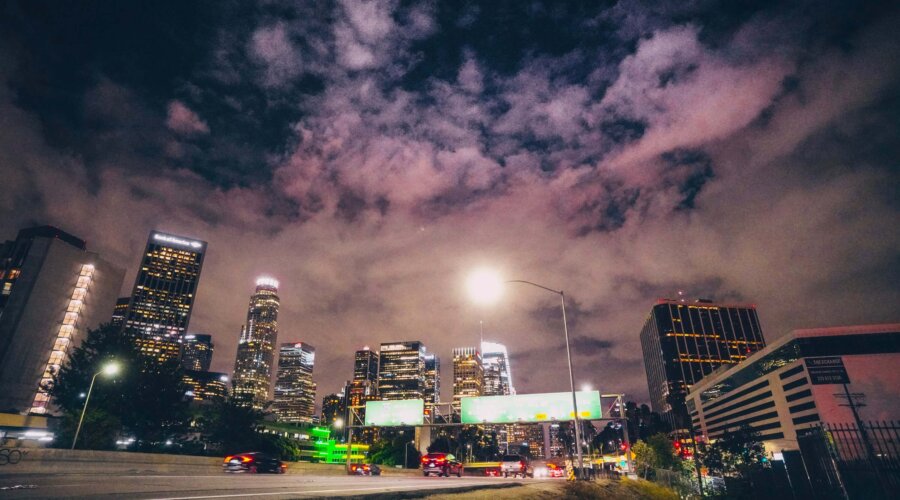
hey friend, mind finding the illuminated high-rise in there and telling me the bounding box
[424,354,440,413]
[481,341,514,396]
[321,392,346,427]
[354,347,379,384]
[640,298,766,427]
[347,347,379,424]
[451,347,483,414]
[273,342,317,423]
[0,226,124,414]
[378,341,425,401]
[183,370,229,403]
[181,333,214,371]
[232,277,280,410]
[121,230,207,363]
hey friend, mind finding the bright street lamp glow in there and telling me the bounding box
[334,418,344,428]
[467,268,504,305]
[102,362,120,376]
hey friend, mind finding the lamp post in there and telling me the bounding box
[466,269,584,478]
[71,361,120,450]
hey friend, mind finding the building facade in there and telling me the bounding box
[378,341,426,401]
[110,296,130,327]
[424,354,440,413]
[481,341,514,396]
[181,333,214,371]
[640,298,766,427]
[452,347,483,415]
[121,230,207,363]
[183,370,229,403]
[0,226,124,414]
[232,277,280,409]
[321,393,346,427]
[354,347,379,384]
[273,342,317,423]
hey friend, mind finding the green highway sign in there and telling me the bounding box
[364,399,424,426]
[460,391,602,424]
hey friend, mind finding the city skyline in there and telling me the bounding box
[2,1,898,408]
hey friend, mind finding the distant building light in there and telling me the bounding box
[256,276,279,289]
[153,233,202,249]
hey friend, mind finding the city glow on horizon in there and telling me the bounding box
[467,268,504,305]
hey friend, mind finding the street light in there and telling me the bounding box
[467,269,585,479]
[71,361,120,450]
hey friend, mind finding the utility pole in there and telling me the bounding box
[835,386,887,497]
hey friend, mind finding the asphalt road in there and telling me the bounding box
[0,473,529,499]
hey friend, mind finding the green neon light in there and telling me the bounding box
[460,391,602,424]
[364,399,424,426]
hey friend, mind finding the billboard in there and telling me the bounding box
[460,391,602,424]
[364,399,424,426]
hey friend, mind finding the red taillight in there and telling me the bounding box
[224,455,233,462]
[363,465,370,471]
[421,457,429,463]
[437,458,446,463]
[241,456,253,463]
[519,460,525,469]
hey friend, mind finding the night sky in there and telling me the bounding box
[2,1,899,405]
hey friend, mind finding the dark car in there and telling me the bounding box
[348,463,381,476]
[223,452,286,473]
[421,452,463,477]
[499,454,531,478]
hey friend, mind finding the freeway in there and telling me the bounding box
[0,473,527,499]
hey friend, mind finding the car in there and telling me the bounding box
[421,452,464,477]
[532,461,564,478]
[348,463,381,476]
[223,452,286,473]
[499,454,531,478]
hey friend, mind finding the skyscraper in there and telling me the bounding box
[452,347,483,415]
[183,370,229,403]
[0,226,124,414]
[181,333,214,371]
[273,342,317,423]
[232,277,280,410]
[110,296,130,328]
[121,230,207,363]
[424,354,440,413]
[354,347,379,384]
[481,341,514,396]
[347,347,379,424]
[640,298,766,427]
[378,341,426,401]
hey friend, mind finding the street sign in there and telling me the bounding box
[460,391,602,424]
[364,399,424,426]
[805,356,850,385]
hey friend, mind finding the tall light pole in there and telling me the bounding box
[72,361,121,450]
[466,269,584,478]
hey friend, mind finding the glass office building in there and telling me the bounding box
[378,341,426,401]
[233,277,280,409]
[273,342,317,423]
[640,298,766,427]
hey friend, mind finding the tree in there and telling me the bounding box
[700,425,769,477]
[632,440,657,479]
[50,323,190,450]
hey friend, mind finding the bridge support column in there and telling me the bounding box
[415,426,431,455]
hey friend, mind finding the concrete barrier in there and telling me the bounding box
[0,449,423,478]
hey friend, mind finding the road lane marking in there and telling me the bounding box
[150,481,494,499]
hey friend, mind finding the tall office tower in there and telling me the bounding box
[121,230,207,363]
[451,347,483,414]
[110,297,130,327]
[232,277,280,410]
[423,354,440,413]
[181,333,214,371]
[354,347,379,384]
[640,298,766,427]
[481,341,514,396]
[378,341,426,401]
[321,393,346,426]
[0,226,124,414]
[273,342,317,423]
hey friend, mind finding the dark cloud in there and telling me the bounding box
[1,0,899,405]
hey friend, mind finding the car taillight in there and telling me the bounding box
[519,461,525,470]
[437,458,446,463]
[421,457,429,463]
[241,456,253,463]
[224,456,233,463]
[363,465,370,471]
